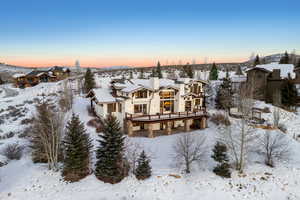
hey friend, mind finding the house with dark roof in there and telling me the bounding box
[245,62,296,105]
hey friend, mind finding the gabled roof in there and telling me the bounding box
[49,66,69,72]
[89,88,118,103]
[26,70,48,76]
[12,73,26,78]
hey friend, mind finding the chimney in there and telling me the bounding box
[150,77,159,90]
[272,69,281,79]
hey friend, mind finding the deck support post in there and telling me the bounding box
[165,121,172,135]
[127,120,133,137]
[148,124,154,138]
[201,117,207,129]
[184,119,192,132]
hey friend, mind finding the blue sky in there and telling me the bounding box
[0,0,299,67]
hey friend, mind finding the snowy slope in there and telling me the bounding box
[0,74,300,200]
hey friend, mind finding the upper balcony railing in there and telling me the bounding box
[125,107,207,122]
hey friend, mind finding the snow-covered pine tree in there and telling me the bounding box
[296,59,300,69]
[135,150,152,180]
[84,68,96,93]
[183,63,193,78]
[95,115,129,184]
[156,61,163,78]
[62,113,92,182]
[215,77,233,111]
[253,55,260,66]
[139,68,145,79]
[211,142,231,178]
[281,78,298,109]
[129,71,133,79]
[209,62,218,80]
[279,51,290,64]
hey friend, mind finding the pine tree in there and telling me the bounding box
[212,142,231,178]
[84,68,96,93]
[253,55,260,66]
[156,61,163,78]
[281,79,298,109]
[296,59,300,69]
[139,68,145,79]
[135,150,152,180]
[183,63,193,78]
[209,63,218,80]
[150,68,157,77]
[129,71,133,79]
[279,51,290,64]
[225,69,229,79]
[215,77,233,111]
[62,114,92,182]
[95,115,129,184]
[0,76,3,85]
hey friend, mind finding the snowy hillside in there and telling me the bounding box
[0,74,300,200]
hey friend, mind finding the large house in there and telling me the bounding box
[13,67,70,88]
[87,76,208,137]
[245,62,296,105]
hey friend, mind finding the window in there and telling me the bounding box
[134,104,147,114]
[192,84,201,94]
[160,91,175,99]
[135,90,147,98]
[160,100,174,113]
[195,98,201,105]
[107,103,116,113]
[185,101,192,112]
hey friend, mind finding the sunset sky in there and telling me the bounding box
[0,0,299,67]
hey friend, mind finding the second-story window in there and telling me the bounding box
[160,91,174,99]
[135,90,147,98]
[107,103,116,114]
[134,104,147,114]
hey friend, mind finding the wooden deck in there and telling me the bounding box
[125,109,208,123]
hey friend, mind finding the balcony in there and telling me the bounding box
[125,107,207,123]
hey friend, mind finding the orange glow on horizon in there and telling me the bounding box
[3,56,247,68]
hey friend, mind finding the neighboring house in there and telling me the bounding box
[87,76,208,137]
[48,66,71,80]
[13,67,69,88]
[245,62,295,105]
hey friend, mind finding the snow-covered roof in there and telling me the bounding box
[12,73,26,78]
[91,88,117,103]
[253,62,295,79]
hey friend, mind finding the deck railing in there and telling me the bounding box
[125,107,207,121]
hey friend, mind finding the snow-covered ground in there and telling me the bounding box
[0,74,300,200]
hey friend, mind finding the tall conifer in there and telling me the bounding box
[209,63,218,80]
[62,114,92,182]
[84,68,96,93]
[95,115,129,184]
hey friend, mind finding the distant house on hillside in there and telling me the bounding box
[13,66,70,88]
[48,66,71,80]
[231,65,246,92]
[245,62,296,105]
[87,76,209,137]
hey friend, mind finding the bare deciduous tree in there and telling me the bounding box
[59,80,73,111]
[259,131,290,167]
[31,103,65,170]
[272,107,281,128]
[219,119,257,173]
[124,139,143,173]
[173,134,207,173]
